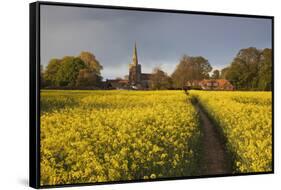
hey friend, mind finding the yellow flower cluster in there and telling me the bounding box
[191,91,272,173]
[40,90,200,185]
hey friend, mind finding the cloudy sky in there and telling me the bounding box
[40,5,272,80]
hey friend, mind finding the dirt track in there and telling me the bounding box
[195,103,232,175]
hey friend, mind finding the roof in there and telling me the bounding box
[141,73,152,80]
[106,79,129,84]
[200,79,233,87]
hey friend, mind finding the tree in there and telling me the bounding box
[44,58,61,86]
[43,51,104,88]
[56,56,87,86]
[257,48,272,90]
[222,47,272,90]
[79,51,103,75]
[78,52,103,86]
[76,69,102,87]
[40,65,46,87]
[220,67,229,79]
[149,67,172,90]
[171,55,212,88]
[211,70,220,79]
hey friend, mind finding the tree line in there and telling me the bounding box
[150,47,272,91]
[41,47,272,91]
[221,47,272,90]
[41,52,103,88]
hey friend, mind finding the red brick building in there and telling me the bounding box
[187,79,234,90]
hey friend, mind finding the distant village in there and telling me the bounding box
[105,44,234,91]
[41,44,271,91]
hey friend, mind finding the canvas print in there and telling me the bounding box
[37,3,273,187]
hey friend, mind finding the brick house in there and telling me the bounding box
[187,79,234,90]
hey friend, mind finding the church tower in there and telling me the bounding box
[129,43,141,85]
[132,43,138,65]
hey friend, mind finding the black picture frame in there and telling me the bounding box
[30,1,274,189]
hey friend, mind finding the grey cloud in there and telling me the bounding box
[40,5,272,79]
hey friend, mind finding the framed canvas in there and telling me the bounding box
[29,1,274,188]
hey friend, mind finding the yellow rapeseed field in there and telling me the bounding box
[40,90,272,186]
[40,90,200,185]
[191,90,272,173]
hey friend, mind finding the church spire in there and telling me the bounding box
[132,42,138,65]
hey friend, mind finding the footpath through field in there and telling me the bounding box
[194,100,232,175]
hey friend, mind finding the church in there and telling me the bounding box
[128,43,152,88]
[106,43,152,89]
